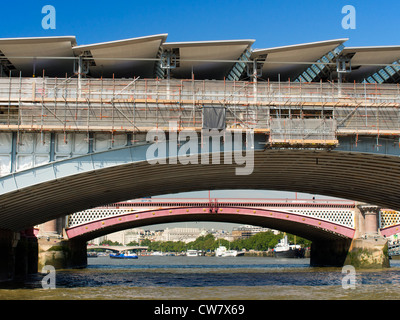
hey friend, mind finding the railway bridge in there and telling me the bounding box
[1,35,400,280]
[35,197,391,271]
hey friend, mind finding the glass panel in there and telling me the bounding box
[302,72,312,82]
[307,68,316,78]
[385,66,395,76]
[378,69,389,80]
[372,73,384,83]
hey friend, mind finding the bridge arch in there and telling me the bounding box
[1,141,400,231]
[66,206,355,242]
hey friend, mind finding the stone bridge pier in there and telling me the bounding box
[36,220,87,271]
[310,204,389,268]
[0,219,87,282]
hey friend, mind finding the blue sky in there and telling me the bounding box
[2,0,399,48]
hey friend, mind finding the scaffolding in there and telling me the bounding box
[0,76,399,146]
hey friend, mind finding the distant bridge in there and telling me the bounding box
[87,245,148,252]
[65,198,358,242]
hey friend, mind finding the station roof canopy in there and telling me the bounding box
[340,46,400,82]
[0,36,76,77]
[162,39,255,80]
[2,35,400,83]
[73,34,168,78]
[251,38,348,81]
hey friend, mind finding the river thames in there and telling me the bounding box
[1,255,400,300]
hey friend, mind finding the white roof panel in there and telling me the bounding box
[73,34,168,78]
[252,39,348,81]
[162,39,255,79]
[0,36,76,77]
[341,46,400,81]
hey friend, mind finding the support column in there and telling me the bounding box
[359,204,380,236]
[344,204,389,268]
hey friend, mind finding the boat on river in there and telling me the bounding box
[186,249,199,257]
[273,235,305,258]
[109,250,138,259]
[215,246,244,257]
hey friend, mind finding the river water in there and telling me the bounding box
[1,256,400,301]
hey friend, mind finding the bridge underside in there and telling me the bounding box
[1,148,400,232]
[66,207,354,242]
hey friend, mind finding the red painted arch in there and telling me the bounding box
[65,206,355,241]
